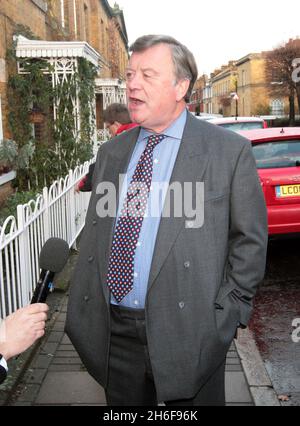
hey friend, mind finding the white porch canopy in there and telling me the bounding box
[15,35,101,67]
[95,78,127,109]
[14,36,102,145]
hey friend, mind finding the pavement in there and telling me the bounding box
[0,249,280,407]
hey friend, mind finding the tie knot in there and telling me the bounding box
[146,134,166,150]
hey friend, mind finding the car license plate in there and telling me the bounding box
[276,184,300,198]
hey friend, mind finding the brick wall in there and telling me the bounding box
[0,0,48,40]
[0,182,13,207]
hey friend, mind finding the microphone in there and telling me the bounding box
[31,238,70,304]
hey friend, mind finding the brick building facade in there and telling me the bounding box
[0,0,129,203]
[236,53,271,117]
[211,61,237,116]
[192,42,299,119]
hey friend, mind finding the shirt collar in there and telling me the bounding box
[138,108,187,142]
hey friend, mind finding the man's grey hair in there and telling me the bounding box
[129,35,198,103]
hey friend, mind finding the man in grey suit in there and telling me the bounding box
[66,35,268,406]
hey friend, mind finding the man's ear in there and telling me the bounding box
[175,79,190,102]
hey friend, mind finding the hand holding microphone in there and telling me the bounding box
[0,238,69,373]
[0,304,49,361]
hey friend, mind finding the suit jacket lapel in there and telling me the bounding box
[147,114,210,292]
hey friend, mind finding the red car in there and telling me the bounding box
[239,128,300,236]
[209,116,267,131]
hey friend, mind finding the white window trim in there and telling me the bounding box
[60,0,65,29]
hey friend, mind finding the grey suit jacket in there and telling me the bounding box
[66,112,268,401]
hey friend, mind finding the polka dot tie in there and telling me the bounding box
[107,134,166,303]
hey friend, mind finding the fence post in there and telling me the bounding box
[69,169,77,250]
[17,205,30,306]
[43,186,50,243]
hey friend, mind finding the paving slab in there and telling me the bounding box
[22,369,47,385]
[225,371,253,404]
[48,364,86,372]
[15,384,40,402]
[226,365,244,372]
[35,372,106,405]
[47,332,64,343]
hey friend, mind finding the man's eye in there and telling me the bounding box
[126,72,133,80]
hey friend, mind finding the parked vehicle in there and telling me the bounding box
[209,116,267,131]
[195,113,223,121]
[239,128,300,236]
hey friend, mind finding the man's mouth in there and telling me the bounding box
[129,97,144,106]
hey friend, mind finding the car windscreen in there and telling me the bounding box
[219,121,264,131]
[252,139,300,169]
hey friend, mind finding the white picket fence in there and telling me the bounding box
[0,160,94,319]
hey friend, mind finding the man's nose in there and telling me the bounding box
[127,73,142,90]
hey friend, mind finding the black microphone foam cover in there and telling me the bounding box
[39,238,70,273]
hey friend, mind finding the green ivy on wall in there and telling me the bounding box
[78,57,97,148]
[6,34,97,191]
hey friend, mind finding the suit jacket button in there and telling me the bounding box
[184,261,190,269]
[88,256,94,263]
[84,296,89,302]
[93,220,97,225]
[179,302,185,309]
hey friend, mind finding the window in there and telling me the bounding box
[220,121,264,131]
[271,70,282,84]
[106,28,109,58]
[84,4,90,41]
[242,70,246,86]
[62,0,70,31]
[252,140,300,169]
[100,20,104,53]
[271,99,284,117]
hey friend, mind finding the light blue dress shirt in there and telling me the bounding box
[111,109,187,308]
